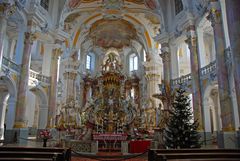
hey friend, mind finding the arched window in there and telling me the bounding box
[143,49,147,62]
[86,52,96,72]
[129,53,138,72]
[175,0,183,15]
[86,54,91,70]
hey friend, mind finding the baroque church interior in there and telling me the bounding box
[0,0,240,156]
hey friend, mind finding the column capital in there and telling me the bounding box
[0,2,17,17]
[52,48,63,59]
[185,29,197,48]
[24,32,37,45]
[63,72,77,80]
[207,0,222,27]
[160,52,170,63]
[145,73,161,81]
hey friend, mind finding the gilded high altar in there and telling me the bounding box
[82,53,140,133]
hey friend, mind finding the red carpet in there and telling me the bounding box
[72,152,147,161]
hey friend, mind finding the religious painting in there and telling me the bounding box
[89,19,137,49]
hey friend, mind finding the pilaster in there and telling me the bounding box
[47,46,62,128]
[225,0,240,121]
[0,2,16,70]
[207,0,235,132]
[14,31,37,128]
[185,25,204,131]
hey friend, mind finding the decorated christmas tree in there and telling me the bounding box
[164,87,200,149]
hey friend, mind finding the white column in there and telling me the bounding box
[14,31,24,64]
[170,45,179,79]
[0,92,9,140]
[197,28,207,67]
[6,98,16,129]
[38,104,48,129]
[42,44,53,77]
[0,15,7,70]
[9,38,17,61]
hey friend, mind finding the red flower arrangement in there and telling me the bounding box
[39,129,52,139]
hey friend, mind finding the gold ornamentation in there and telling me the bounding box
[0,2,16,17]
[13,121,27,128]
[207,8,222,27]
[52,48,63,59]
[24,32,37,45]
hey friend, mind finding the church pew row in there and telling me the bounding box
[0,158,53,161]
[148,149,240,161]
[0,146,71,161]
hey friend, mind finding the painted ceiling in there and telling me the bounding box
[62,0,160,51]
[89,19,137,49]
[68,0,157,10]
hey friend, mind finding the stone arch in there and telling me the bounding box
[29,85,48,129]
[0,75,17,140]
[203,84,221,133]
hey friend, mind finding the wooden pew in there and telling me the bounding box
[0,146,71,161]
[157,153,240,161]
[148,149,240,161]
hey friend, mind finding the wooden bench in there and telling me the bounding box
[148,149,240,161]
[0,146,71,161]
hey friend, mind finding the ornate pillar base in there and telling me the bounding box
[4,128,28,145]
[222,131,237,148]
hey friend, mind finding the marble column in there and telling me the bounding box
[225,0,240,120]
[32,97,39,128]
[159,44,172,111]
[185,26,204,131]
[47,48,62,128]
[207,0,235,131]
[0,5,7,70]
[0,92,9,140]
[6,98,16,129]
[13,32,36,128]
[0,2,16,68]
[38,104,48,129]
[64,72,78,102]
[160,43,171,84]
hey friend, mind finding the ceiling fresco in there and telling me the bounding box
[89,19,137,49]
[67,0,157,10]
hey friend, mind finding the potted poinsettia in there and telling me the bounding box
[39,129,52,147]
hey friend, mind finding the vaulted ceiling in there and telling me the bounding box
[60,0,161,52]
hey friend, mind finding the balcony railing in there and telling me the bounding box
[29,70,50,84]
[171,73,192,86]
[2,57,50,84]
[2,57,21,73]
[200,61,216,77]
[171,61,217,87]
